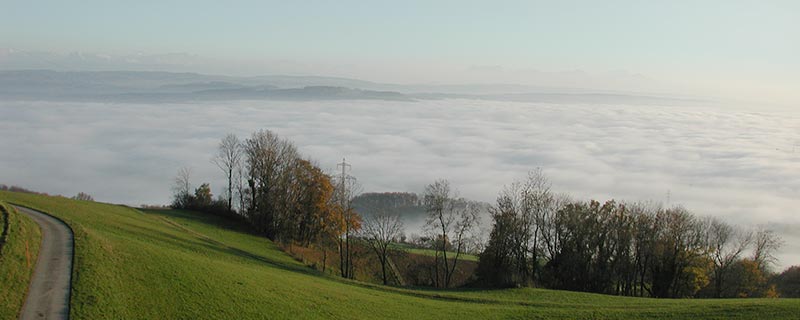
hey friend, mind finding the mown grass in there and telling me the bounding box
[0,201,42,319]
[1,190,799,319]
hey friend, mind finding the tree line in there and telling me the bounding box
[172,130,362,279]
[0,184,94,202]
[172,130,482,286]
[477,169,784,298]
[172,131,792,297]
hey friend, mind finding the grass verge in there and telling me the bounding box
[0,201,42,319]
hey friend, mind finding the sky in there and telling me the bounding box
[2,1,799,104]
[1,1,799,267]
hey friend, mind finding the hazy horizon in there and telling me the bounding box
[2,1,799,106]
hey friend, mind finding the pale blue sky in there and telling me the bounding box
[2,1,799,102]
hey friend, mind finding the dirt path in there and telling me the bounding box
[15,206,73,320]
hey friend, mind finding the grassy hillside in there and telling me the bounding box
[391,242,480,262]
[0,201,42,319]
[1,191,799,319]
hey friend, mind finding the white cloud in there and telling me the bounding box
[1,98,798,269]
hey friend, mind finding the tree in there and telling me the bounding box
[286,159,336,245]
[314,180,341,274]
[423,179,480,288]
[477,191,526,287]
[212,133,243,212]
[727,258,769,297]
[477,170,553,287]
[773,265,800,298]
[172,167,192,208]
[243,130,299,238]
[234,162,248,214]
[627,201,660,297]
[475,170,786,298]
[72,192,94,201]
[648,206,707,298]
[752,226,782,272]
[283,160,340,273]
[362,210,404,284]
[707,218,752,297]
[332,172,362,279]
[194,183,213,207]
[237,130,347,249]
[543,200,628,293]
[517,169,552,285]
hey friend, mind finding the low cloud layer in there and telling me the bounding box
[1,99,798,269]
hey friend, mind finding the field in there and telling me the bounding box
[1,190,799,319]
[0,201,42,319]
[391,242,480,262]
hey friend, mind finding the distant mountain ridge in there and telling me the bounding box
[0,70,707,105]
[0,70,414,102]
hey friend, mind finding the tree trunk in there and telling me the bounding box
[440,215,449,288]
[322,245,327,273]
[227,168,233,211]
[381,256,388,285]
[339,237,346,278]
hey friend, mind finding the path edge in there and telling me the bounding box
[12,204,75,320]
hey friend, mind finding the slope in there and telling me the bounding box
[1,191,798,319]
[0,201,42,319]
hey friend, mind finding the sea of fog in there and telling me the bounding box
[1,99,798,269]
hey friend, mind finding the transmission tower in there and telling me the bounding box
[337,158,352,183]
[336,158,357,194]
[666,189,671,206]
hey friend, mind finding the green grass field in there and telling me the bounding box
[391,242,480,262]
[0,201,42,319]
[2,190,799,319]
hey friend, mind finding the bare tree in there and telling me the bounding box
[478,169,553,287]
[172,167,192,208]
[538,193,573,264]
[752,226,783,271]
[72,192,94,202]
[212,134,243,212]
[235,162,248,214]
[423,179,480,288]
[707,218,753,297]
[332,172,362,279]
[244,130,299,238]
[519,169,553,285]
[362,210,404,285]
[447,200,480,286]
[626,201,661,297]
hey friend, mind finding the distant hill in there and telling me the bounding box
[352,192,492,235]
[353,192,426,222]
[0,69,708,105]
[0,70,412,103]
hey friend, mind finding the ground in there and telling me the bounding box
[1,190,799,319]
[0,201,42,319]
